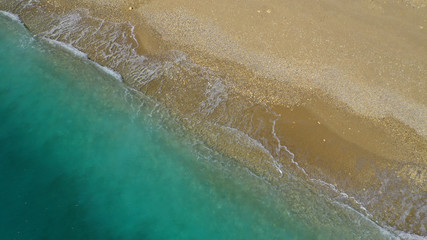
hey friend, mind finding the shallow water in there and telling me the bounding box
[0,12,400,240]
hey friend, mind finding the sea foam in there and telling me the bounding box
[42,37,88,59]
[0,10,21,23]
[42,37,122,82]
[92,62,123,82]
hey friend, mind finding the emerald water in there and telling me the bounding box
[0,12,398,240]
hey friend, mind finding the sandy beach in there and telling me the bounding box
[2,0,426,236]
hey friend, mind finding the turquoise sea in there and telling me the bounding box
[0,12,398,240]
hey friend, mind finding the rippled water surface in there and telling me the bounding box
[0,12,398,240]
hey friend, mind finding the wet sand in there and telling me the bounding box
[2,0,426,236]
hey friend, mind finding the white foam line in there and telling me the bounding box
[42,37,88,59]
[332,200,400,240]
[0,10,21,23]
[394,230,427,240]
[222,125,276,161]
[268,111,407,235]
[92,61,123,82]
[42,37,123,82]
[129,24,140,49]
[269,110,427,238]
[219,119,406,238]
[271,117,304,176]
[269,111,375,215]
[271,118,284,177]
[19,0,38,11]
[311,178,371,216]
[217,124,288,178]
[218,119,409,239]
[272,120,371,216]
[336,198,427,240]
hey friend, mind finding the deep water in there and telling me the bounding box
[0,12,397,240]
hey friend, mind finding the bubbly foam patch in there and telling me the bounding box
[0,10,21,22]
[92,62,123,82]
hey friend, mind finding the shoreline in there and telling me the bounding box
[2,0,426,237]
[138,0,427,136]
